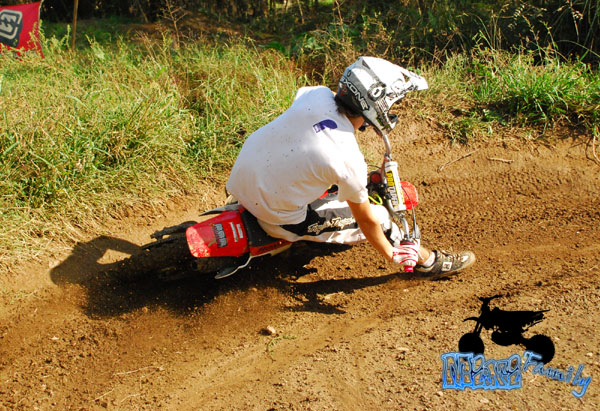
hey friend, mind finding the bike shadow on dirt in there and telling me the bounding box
[49,235,140,286]
[50,237,405,318]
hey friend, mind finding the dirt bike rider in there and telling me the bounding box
[226,56,475,278]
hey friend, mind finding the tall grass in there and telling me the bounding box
[471,51,600,129]
[421,48,600,143]
[174,43,303,170]
[0,32,303,266]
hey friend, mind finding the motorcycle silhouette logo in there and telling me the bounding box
[458,295,555,363]
[0,9,23,48]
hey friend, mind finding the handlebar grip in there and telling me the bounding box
[399,240,416,273]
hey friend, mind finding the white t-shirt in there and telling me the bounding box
[226,86,368,225]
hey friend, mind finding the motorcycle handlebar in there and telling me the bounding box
[378,130,393,159]
[478,294,503,303]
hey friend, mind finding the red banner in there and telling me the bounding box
[0,1,43,56]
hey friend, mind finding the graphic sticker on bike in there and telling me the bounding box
[212,223,228,248]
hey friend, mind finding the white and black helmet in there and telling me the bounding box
[336,56,428,134]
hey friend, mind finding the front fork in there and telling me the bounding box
[379,133,421,270]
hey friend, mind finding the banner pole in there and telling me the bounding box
[71,0,79,50]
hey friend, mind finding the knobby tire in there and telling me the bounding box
[106,233,240,283]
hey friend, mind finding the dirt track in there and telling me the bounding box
[1,122,599,410]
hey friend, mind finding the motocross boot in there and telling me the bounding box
[414,250,475,280]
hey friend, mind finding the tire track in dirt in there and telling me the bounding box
[164,275,422,409]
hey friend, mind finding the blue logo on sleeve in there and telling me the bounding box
[313,119,338,133]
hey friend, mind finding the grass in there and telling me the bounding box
[0,29,303,267]
[470,50,600,129]
[0,18,598,270]
[419,49,600,143]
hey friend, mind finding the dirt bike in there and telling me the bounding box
[110,132,420,281]
[458,295,555,363]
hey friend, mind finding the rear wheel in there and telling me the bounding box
[106,233,241,282]
[105,230,248,283]
[194,255,246,277]
[106,233,195,283]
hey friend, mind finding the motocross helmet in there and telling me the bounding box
[336,56,428,134]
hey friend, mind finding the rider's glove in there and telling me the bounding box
[392,242,419,269]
